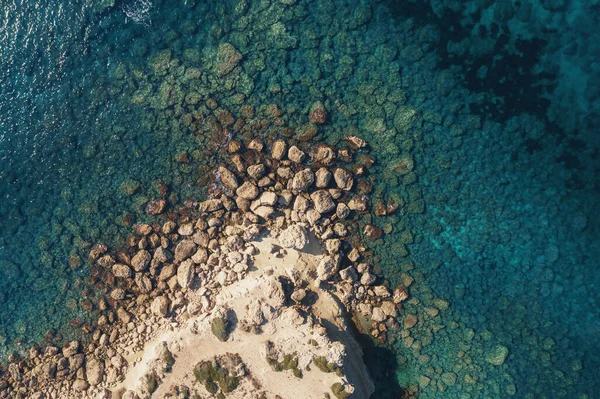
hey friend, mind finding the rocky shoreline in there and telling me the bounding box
[0,134,411,399]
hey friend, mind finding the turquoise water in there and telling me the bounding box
[1,0,599,398]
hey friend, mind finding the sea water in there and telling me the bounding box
[0,0,598,398]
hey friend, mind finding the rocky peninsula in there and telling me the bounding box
[0,134,410,398]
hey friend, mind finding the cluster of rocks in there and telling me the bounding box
[0,135,409,398]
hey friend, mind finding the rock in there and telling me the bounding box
[393,286,409,303]
[112,263,131,278]
[339,266,358,282]
[279,225,309,250]
[177,259,195,289]
[345,135,367,149]
[290,289,307,303]
[174,240,197,262]
[73,379,89,392]
[380,301,397,317]
[403,314,418,329]
[248,139,264,151]
[291,169,315,191]
[110,288,125,300]
[145,199,166,215]
[131,250,151,272]
[364,224,382,239]
[333,168,353,190]
[153,247,171,263]
[312,144,335,165]
[336,203,350,219]
[178,223,194,236]
[117,308,131,324]
[306,209,321,224]
[247,164,266,179]
[310,190,336,214]
[360,272,376,286]
[288,145,306,163]
[316,255,340,281]
[85,357,104,386]
[135,274,152,293]
[216,43,242,76]
[293,195,312,213]
[371,307,386,322]
[236,181,260,200]
[256,191,278,206]
[271,139,287,160]
[309,101,326,124]
[325,239,341,254]
[151,296,170,317]
[315,167,332,188]
[486,345,509,366]
[348,248,360,262]
[348,196,368,211]
[159,264,176,281]
[373,285,390,297]
[254,206,275,219]
[218,167,238,189]
[200,199,223,212]
[62,341,79,358]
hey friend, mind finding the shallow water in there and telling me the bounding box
[1,0,599,397]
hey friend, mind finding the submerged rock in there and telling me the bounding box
[215,43,242,76]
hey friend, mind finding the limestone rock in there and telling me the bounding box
[288,145,306,163]
[315,167,332,188]
[131,250,151,272]
[310,190,335,214]
[174,240,197,262]
[271,139,287,160]
[151,296,170,317]
[236,181,260,200]
[218,167,238,189]
[279,224,309,250]
[334,168,353,190]
[247,164,266,179]
[291,169,315,191]
[177,259,195,289]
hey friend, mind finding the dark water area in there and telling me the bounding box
[0,0,599,398]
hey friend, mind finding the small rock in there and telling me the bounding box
[145,199,166,215]
[288,145,306,163]
[271,139,287,160]
[345,135,367,149]
[348,196,368,211]
[336,203,350,219]
[174,240,197,262]
[315,167,332,188]
[112,264,132,279]
[309,101,326,124]
[247,164,266,179]
[291,169,315,191]
[364,224,382,239]
[236,181,260,200]
[177,259,195,289]
[334,168,353,190]
[218,167,238,189]
[403,314,418,329]
[310,190,336,214]
[131,250,151,272]
[151,296,170,317]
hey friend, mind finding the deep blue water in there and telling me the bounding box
[1,0,599,398]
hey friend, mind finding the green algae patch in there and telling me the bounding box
[266,352,303,378]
